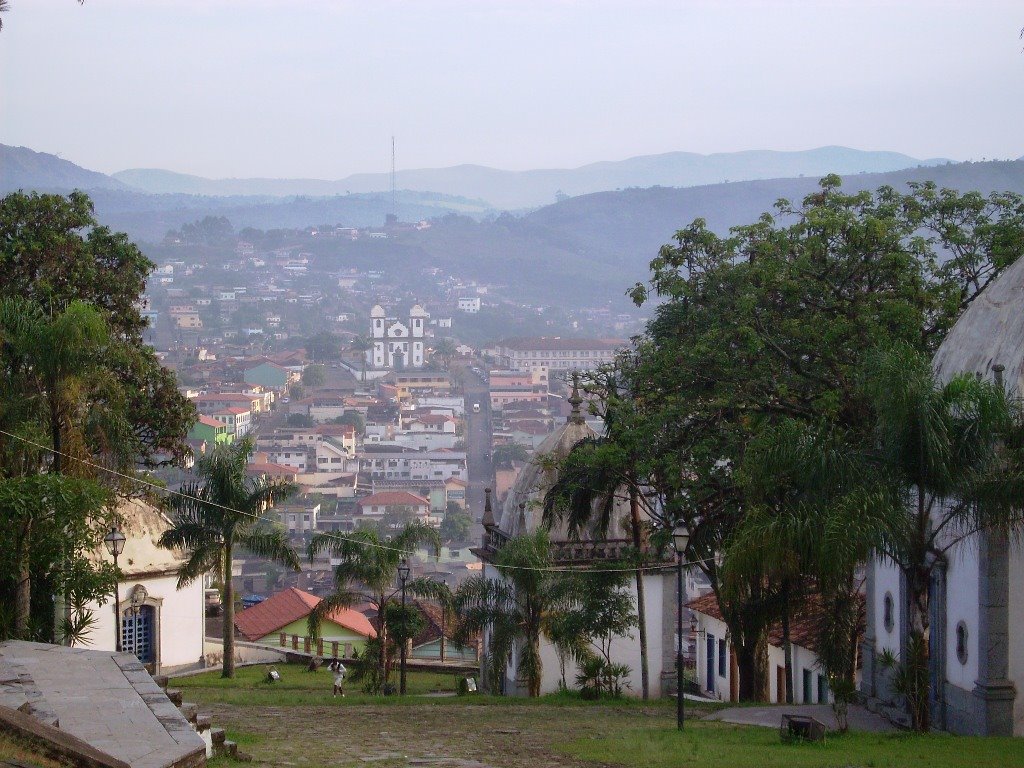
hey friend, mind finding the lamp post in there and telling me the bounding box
[397,558,410,695]
[103,527,126,652]
[672,524,690,731]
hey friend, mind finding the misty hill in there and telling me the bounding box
[404,159,1024,308]
[0,144,134,193]
[113,146,949,209]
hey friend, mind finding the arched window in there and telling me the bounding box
[883,592,894,633]
[956,621,969,665]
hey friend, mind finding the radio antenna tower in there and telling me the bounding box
[390,136,397,220]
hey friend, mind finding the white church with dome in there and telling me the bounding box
[474,382,679,697]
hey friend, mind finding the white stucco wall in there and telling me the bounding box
[872,556,903,656]
[81,574,204,672]
[484,562,668,697]
[943,537,980,692]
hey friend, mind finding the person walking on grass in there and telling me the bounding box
[331,659,346,697]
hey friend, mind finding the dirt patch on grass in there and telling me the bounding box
[205,702,674,768]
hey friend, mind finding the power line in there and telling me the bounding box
[0,428,707,576]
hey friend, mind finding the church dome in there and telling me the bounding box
[932,255,1024,388]
[497,380,595,537]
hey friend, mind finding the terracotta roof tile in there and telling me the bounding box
[234,587,376,641]
[357,491,430,508]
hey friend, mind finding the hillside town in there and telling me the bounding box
[3,4,1024,768]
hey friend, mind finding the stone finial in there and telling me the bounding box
[517,502,527,533]
[481,487,495,530]
[567,371,585,425]
[993,363,1005,390]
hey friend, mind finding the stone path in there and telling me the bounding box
[704,702,896,732]
[0,641,205,768]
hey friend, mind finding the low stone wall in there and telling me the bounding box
[200,638,288,670]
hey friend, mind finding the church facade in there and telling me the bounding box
[473,384,678,698]
[370,304,428,371]
[861,254,1024,736]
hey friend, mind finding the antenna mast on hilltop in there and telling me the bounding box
[390,136,397,220]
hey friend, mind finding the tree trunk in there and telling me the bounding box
[735,633,770,702]
[529,633,542,698]
[907,568,931,731]
[14,518,32,639]
[222,541,235,678]
[628,484,650,700]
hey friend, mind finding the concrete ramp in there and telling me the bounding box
[0,641,205,768]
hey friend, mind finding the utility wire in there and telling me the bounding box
[0,428,708,576]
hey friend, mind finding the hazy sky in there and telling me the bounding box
[2,0,1022,179]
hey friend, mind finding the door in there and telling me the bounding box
[928,567,947,728]
[802,669,812,704]
[706,634,716,693]
[776,665,786,703]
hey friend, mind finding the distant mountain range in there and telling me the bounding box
[2,142,1023,311]
[0,142,950,210]
[112,146,950,209]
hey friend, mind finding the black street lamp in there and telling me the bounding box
[397,558,411,695]
[103,527,126,652]
[672,523,690,731]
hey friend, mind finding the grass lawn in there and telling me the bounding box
[0,732,64,768]
[561,721,1024,768]
[180,664,1024,768]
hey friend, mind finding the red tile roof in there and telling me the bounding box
[686,590,864,656]
[234,587,376,641]
[245,462,298,478]
[196,415,222,428]
[357,490,430,508]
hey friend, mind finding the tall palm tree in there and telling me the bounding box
[159,436,299,678]
[542,373,660,699]
[862,345,1024,730]
[308,521,444,692]
[0,298,129,640]
[349,335,373,382]
[431,337,457,372]
[454,529,577,697]
[724,419,892,706]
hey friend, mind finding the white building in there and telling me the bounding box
[370,304,428,370]
[457,297,481,313]
[688,591,858,704]
[80,500,204,674]
[492,337,623,372]
[862,254,1024,736]
[474,386,677,698]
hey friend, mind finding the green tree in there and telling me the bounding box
[332,411,365,435]
[439,506,472,543]
[301,364,326,388]
[620,176,1024,700]
[431,338,457,371]
[543,371,664,700]
[308,522,444,692]
[0,191,196,466]
[863,346,1024,730]
[0,298,144,638]
[286,413,314,428]
[158,436,300,678]
[454,530,575,697]
[492,442,529,468]
[348,335,373,382]
[305,332,342,363]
